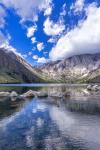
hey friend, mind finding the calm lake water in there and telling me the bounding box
[0,84,100,150]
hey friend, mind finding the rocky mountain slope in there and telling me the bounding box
[0,48,100,84]
[0,48,43,83]
[38,54,100,83]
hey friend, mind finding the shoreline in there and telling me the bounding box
[0,83,88,87]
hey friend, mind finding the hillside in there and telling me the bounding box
[0,48,100,84]
[38,54,100,83]
[0,48,43,83]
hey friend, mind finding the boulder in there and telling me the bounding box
[10,91,18,97]
[87,84,100,91]
[21,90,35,98]
[0,92,10,97]
[92,85,99,91]
[49,93,62,99]
[82,89,90,95]
[37,92,48,98]
[87,85,93,90]
[96,86,100,90]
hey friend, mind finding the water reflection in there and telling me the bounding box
[0,85,100,150]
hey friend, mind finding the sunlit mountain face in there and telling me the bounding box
[0,0,100,66]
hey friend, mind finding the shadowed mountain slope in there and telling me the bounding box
[0,48,43,83]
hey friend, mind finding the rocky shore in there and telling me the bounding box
[0,89,71,101]
[87,84,100,91]
[0,85,99,101]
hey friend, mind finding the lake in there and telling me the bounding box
[0,84,100,150]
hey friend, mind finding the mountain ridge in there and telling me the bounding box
[38,53,100,83]
[0,48,44,83]
[0,48,100,83]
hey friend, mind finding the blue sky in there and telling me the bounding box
[0,0,100,65]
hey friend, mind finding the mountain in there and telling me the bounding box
[38,54,100,83]
[0,48,100,84]
[0,48,43,83]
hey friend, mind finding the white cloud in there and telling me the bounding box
[0,32,12,48]
[0,31,23,57]
[37,57,47,63]
[0,42,22,57]
[28,51,32,56]
[44,0,53,16]
[44,51,48,55]
[44,6,52,16]
[43,17,65,36]
[32,47,36,51]
[0,31,6,45]
[32,55,38,60]
[7,33,11,41]
[48,37,57,43]
[27,25,37,38]
[37,42,44,51]
[31,37,37,44]
[71,0,85,13]
[0,6,22,58]
[60,3,67,16]
[49,3,100,60]
[0,6,6,28]
[1,0,52,22]
[32,55,47,63]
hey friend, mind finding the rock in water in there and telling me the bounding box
[92,85,99,91]
[10,91,18,97]
[37,92,48,98]
[87,85,93,90]
[0,92,10,97]
[87,84,100,91]
[21,90,35,98]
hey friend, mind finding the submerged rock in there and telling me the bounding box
[0,92,10,97]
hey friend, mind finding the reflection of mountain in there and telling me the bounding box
[0,97,26,119]
[65,99,100,115]
[39,86,97,97]
[62,98,100,115]
[0,48,43,83]
[0,86,100,150]
[30,86,100,115]
[50,106,100,149]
